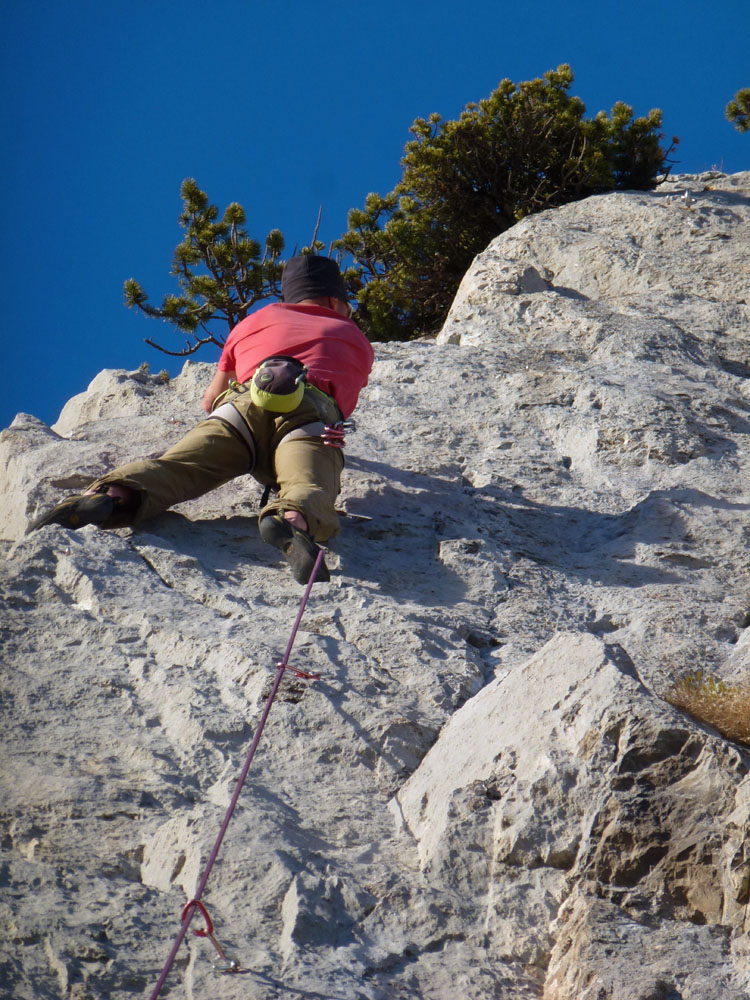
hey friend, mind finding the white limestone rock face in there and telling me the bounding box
[1,172,749,999]
[396,632,750,998]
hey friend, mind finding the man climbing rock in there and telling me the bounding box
[28,255,374,585]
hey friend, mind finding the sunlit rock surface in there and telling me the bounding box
[2,171,749,999]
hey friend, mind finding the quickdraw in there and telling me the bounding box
[181,900,239,973]
[322,419,355,449]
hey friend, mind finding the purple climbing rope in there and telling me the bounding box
[147,548,325,999]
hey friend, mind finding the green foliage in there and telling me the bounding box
[336,65,676,341]
[726,88,750,133]
[124,178,285,356]
[126,68,675,354]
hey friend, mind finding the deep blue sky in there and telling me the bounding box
[2,0,747,430]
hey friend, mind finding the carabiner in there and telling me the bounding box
[181,900,239,974]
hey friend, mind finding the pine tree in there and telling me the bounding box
[127,70,676,354]
[124,179,285,356]
[336,66,676,341]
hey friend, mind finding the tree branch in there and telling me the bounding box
[310,205,323,249]
[144,331,225,357]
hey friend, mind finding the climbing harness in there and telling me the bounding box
[147,547,326,999]
[209,362,352,478]
[258,417,355,512]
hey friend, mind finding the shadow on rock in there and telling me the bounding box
[347,458,746,591]
[128,466,747,600]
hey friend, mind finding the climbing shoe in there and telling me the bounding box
[26,490,118,534]
[258,513,330,585]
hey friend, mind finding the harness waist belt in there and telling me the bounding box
[306,383,341,414]
[221,375,341,416]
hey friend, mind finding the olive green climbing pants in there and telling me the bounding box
[88,382,345,542]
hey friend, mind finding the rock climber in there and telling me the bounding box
[28,255,375,585]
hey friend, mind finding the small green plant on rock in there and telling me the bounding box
[157,369,170,385]
[666,671,750,747]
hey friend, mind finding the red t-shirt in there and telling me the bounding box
[218,303,374,419]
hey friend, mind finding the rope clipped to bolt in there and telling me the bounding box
[147,548,325,999]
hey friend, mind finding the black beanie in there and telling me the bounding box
[281,255,348,304]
